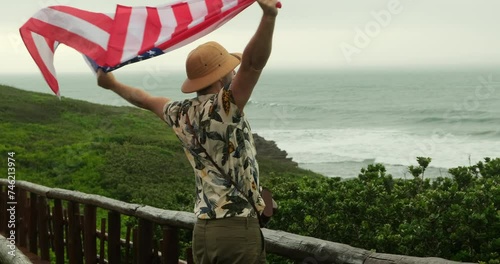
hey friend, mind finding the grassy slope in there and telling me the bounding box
[0,84,322,211]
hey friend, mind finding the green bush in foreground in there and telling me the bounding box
[265,158,500,263]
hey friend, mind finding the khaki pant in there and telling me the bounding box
[192,217,266,264]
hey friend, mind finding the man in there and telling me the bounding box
[97,0,278,262]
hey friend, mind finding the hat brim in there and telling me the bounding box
[181,52,242,94]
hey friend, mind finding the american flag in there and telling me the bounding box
[20,0,255,96]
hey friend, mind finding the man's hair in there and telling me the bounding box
[196,85,212,95]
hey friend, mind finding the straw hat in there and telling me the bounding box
[181,41,242,93]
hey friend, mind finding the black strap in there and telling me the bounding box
[185,108,265,226]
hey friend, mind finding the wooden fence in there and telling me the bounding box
[0,180,473,264]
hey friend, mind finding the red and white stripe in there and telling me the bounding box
[20,0,255,96]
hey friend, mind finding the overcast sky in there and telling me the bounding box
[1,0,500,74]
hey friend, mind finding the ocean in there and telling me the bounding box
[1,68,499,179]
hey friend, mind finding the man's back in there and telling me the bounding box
[164,85,265,219]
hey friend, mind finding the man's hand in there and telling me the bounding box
[257,0,278,17]
[97,69,117,90]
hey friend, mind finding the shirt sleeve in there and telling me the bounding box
[163,100,181,127]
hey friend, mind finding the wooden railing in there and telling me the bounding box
[0,180,473,264]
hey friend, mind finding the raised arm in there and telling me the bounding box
[231,0,278,111]
[97,69,170,119]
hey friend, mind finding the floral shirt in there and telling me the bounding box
[163,85,265,219]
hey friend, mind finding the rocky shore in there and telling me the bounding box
[253,133,298,167]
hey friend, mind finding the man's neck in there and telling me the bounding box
[197,83,223,96]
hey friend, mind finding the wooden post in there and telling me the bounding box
[18,188,27,247]
[186,247,194,264]
[67,201,83,264]
[29,192,38,254]
[137,219,153,264]
[53,199,65,264]
[125,225,132,264]
[132,228,138,264]
[108,211,121,264]
[0,186,5,235]
[38,196,50,261]
[99,218,106,264]
[137,218,153,264]
[162,226,179,264]
[84,205,97,264]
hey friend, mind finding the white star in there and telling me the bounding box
[147,50,156,56]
